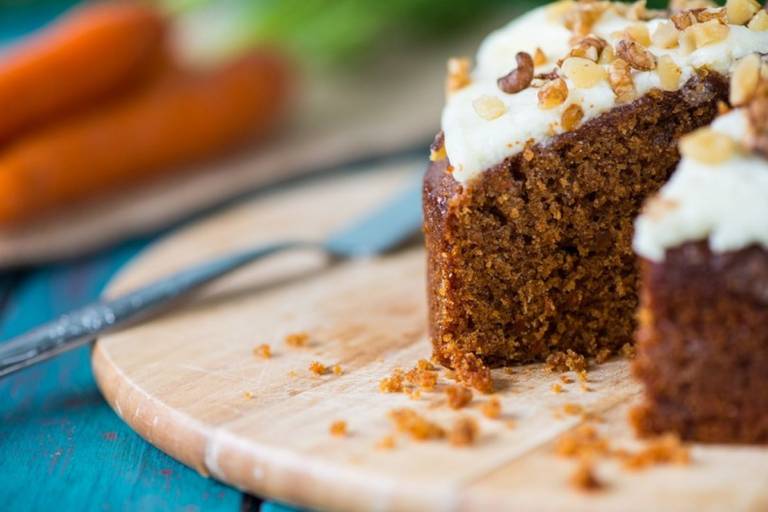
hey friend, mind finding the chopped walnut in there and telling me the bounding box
[727,0,762,25]
[570,461,604,491]
[747,80,768,157]
[538,78,569,109]
[449,416,479,447]
[472,95,507,120]
[657,55,682,91]
[627,0,666,21]
[497,52,534,94]
[597,45,615,64]
[730,53,761,106]
[748,10,768,30]
[652,21,680,49]
[446,57,471,96]
[567,35,608,62]
[284,331,309,348]
[679,127,737,164]
[671,9,698,30]
[561,103,585,131]
[564,1,610,38]
[253,343,272,359]
[329,420,347,437]
[696,7,729,24]
[309,361,327,375]
[561,57,607,88]
[616,39,656,70]
[446,385,473,409]
[685,19,730,49]
[608,58,636,103]
[481,397,502,419]
[388,408,445,441]
[534,47,548,66]
[626,23,652,46]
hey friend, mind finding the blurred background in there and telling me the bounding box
[0,1,676,511]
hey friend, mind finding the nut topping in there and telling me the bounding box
[561,103,585,131]
[685,19,730,48]
[679,127,738,164]
[561,57,607,88]
[534,47,548,66]
[652,21,680,49]
[446,57,471,96]
[538,78,569,109]
[657,55,682,91]
[472,95,507,120]
[730,53,761,106]
[747,81,768,157]
[616,39,657,70]
[726,0,762,25]
[748,10,768,30]
[498,52,535,94]
[609,58,636,103]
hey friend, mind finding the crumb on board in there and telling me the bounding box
[555,424,611,459]
[287,370,299,379]
[243,391,254,400]
[332,364,343,376]
[406,388,422,401]
[444,344,494,393]
[379,368,405,393]
[560,374,573,384]
[620,342,636,359]
[329,420,347,437]
[284,331,309,348]
[376,435,396,450]
[406,366,438,391]
[309,361,328,375]
[481,397,502,419]
[620,433,690,470]
[253,344,272,359]
[595,348,612,364]
[577,369,589,382]
[449,416,479,447]
[580,382,591,392]
[570,461,604,492]
[546,350,588,373]
[551,383,564,394]
[446,385,473,409]
[506,419,517,429]
[563,403,584,416]
[388,408,445,441]
[417,359,434,371]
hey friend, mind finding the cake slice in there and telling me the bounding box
[631,58,768,443]
[424,0,768,366]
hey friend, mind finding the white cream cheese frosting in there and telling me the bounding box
[441,2,768,183]
[633,108,768,261]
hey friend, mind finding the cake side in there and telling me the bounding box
[425,72,728,366]
[631,242,768,443]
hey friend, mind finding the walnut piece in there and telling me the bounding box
[538,77,569,109]
[727,0,762,25]
[657,55,682,91]
[679,128,737,164]
[616,39,657,70]
[561,57,607,88]
[652,21,680,49]
[561,103,585,131]
[472,95,507,120]
[568,35,608,62]
[446,57,471,96]
[497,52,534,94]
[730,53,761,106]
[609,58,636,103]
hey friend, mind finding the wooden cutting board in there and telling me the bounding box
[92,159,768,512]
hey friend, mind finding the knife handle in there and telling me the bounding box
[0,241,304,378]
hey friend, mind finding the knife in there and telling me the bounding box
[0,174,423,378]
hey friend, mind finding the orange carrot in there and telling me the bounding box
[0,2,166,142]
[0,50,292,226]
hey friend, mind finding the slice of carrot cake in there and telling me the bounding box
[424,0,768,366]
[632,58,768,443]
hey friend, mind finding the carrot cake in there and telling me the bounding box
[424,0,768,366]
[632,59,768,443]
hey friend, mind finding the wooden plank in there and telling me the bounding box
[92,159,768,512]
[0,239,243,511]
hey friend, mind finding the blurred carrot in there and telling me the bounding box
[0,2,166,142]
[0,50,292,226]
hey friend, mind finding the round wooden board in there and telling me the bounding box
[93,159,768,512]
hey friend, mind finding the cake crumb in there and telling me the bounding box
[580,382,592,392]
[563,403,584,415]
[555,424,611,459]
[376,435,396,450]
[445,345,494,393]
[329,420,347,437]
[551,383,564,394]
[620,433,690,470]
[570,461,604,492]
[547,350,588,373]
[446,385,473,409]
[560,374,573,384]
[285,331,309,348]
[481,397,502,419]
[406,388,422,401]
[620,342,636,359]
[243,391,254,400]
[595,348,612,364]
[388,408,445,441]
[417,359,434,371]
[332,364,344,376]
[506,419,517,429]
[379,368,405,393]
[309,361,328,375]
[253,344,272,359]
[449,416,479,447]
[577,369,589,382]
